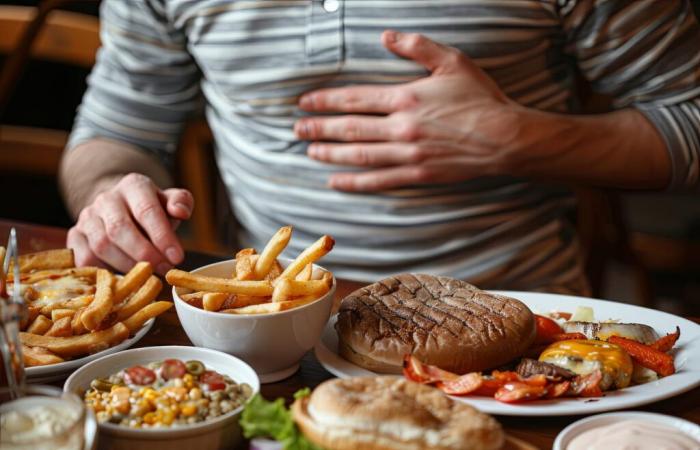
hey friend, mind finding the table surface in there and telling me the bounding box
[2,218,698,449]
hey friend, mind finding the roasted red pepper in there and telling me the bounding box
[403,354,458,384]
[494,382,547,403]
[608,336,675,376]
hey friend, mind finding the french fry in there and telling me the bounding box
[15,267,97,284]
[20,306,40,331]
[265,260,283,281]
[22,345,64,367]
[295,264,313,281]
[122,301,173,333]
[51,309,76,322]
[272,279,330,302]
[223,294,268,309]
[203,292,228,311]
[166,269,273,296]
[235,250,258,281]
[40,295,93,315]
[72,308,87,334]
[0,246,5,297]
[277,235,334,282]
[81,269,114,331]
[27,315,53,335]
[114,262,152,304]
[20,322,129,357]
[11,249,75,272]
[223,297,317,314]
[44,316,73,337]
[115,275,162,321]
[255,226,292,279]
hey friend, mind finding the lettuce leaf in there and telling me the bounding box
[240,389,323,450]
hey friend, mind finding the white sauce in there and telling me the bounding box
[567,419,699,450]
[0,396,83,450]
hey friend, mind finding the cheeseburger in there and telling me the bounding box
[335,274,536,374]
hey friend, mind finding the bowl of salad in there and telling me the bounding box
[63,346,259,450]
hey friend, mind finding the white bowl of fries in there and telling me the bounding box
[168,228,336,383]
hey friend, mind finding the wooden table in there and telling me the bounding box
[2,218,699,449]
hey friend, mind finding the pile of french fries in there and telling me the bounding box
[0,248,171,367]
[166,226,335,314]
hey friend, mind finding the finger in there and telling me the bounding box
[328,165,434,192]
[118,176,184,265]
[160,188,194,220]
[308,142,458,167]
[382,30,471,75]
[299,85,416,114]
[296,114,418,142]
[67,227,107,268]
[93,192,171,272]
[75,211,137,273]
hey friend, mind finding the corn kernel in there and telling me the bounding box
[189,388,202,400]
[181,404,197,417]
[161,409,175,425]
[183,374,194,389]
[143,412,157,425]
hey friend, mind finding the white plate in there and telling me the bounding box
[26,318,155,383]
[315,291,700,416]
[553,411,700,449]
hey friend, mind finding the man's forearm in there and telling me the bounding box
[59,138,174,218]
[509,107,671,189]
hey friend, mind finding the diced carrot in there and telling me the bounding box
[650,326,680,353]
[608,336,675,377]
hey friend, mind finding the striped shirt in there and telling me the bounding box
[68,0,700,291]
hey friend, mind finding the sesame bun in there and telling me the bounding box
[335,274,536,374]
[292,376,504,450]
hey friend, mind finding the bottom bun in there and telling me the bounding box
[292,376,504,450]
[338,339,402,375]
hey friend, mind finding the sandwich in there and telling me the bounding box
[335,274,536,374]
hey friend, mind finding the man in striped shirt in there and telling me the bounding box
[60,0,700,295]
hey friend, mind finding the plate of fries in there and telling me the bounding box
[5,248,172,382]
[168,226,336,382]
[167,226,335,315]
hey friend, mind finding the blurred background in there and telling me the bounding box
[1,0,699,316]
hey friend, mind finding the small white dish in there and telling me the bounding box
[316,290,700,416]
[64,345,260,450]
[553,411,700,450]
[173,259,335,383]
[26,318,154,383]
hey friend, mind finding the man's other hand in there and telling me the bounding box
[67,173,193,274]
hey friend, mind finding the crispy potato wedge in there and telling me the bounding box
[44,316,73,337]
[166,270,273,296]
[114,262,152,304]
[235,252,259,281]
[116,275,162,321]
[20,306,40,331]
[122,301,173,333]
[22,345,64,367]
[20,322,129,357]
[81,269,114,331]
[27,315,53,335]
[11,249,75,272]
[16,267,97,284]
[254,226,292,279]
[71,307,87,334]
[51,308,76,322]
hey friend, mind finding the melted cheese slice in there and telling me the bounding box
[24,276,94,306]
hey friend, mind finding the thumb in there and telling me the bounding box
[381,30,474,75]
[160,188,194,220]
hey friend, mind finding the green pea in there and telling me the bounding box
[185,360,205,375]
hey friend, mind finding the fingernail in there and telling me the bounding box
[299,95,313,110]
[174,202,191,216]
[157,262,172,274]
[165,247,182,264]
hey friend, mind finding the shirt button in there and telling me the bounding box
[323,0,339,13]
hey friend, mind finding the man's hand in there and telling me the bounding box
[67,173,194,274]
[295,30,522,191]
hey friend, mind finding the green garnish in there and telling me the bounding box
[240,389,323,450]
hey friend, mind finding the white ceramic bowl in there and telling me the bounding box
[553,411,700,450]
[64,345,260,450]
[173,259,336,383]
